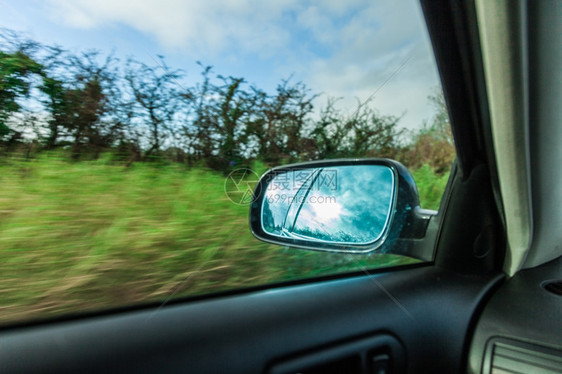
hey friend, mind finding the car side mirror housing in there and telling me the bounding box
[249,159,435,253]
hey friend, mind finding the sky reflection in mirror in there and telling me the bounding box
[262,165,394,245]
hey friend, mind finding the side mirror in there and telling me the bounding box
[249,159,434,253]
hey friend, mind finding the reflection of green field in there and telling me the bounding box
[0,154,448,324]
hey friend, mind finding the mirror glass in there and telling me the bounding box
[261,165,394,245]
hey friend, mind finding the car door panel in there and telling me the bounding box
[1,265,502,373]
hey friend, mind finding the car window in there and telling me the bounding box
[0,0,454,324]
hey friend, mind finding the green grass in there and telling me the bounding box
[412,164,450,211]
[0,153,442,324]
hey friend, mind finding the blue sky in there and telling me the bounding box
[0,0,442,130]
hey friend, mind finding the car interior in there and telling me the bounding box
[1,1,561,373]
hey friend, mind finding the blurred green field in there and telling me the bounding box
[0,154,446,323]
[411,164,450,211]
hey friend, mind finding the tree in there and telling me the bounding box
[406,89,455,173]
[215,76,249,161]
[182,64,215,162]
[0,50,42,142]
[0,30,44,145]
[247,79,316,163]
[344,101,405,159]
[310,98,351,159]
[125,58,183,159]
[184,65,254,168]
[38,50,120,158]
[310,97,405,160]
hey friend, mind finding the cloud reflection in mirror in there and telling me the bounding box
[261,165,394,245]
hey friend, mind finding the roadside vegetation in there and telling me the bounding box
[0,29,454,323]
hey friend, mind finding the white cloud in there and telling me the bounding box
[300,0,441,129]
[43,0,299,57]
[39,0,442,129]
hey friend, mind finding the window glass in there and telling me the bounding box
[0,0,454,324]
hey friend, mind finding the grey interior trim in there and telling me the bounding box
[525,0,562,269]
[475,0,533,275]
